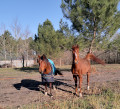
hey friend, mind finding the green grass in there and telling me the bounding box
[1,64,119,78]
[8,87,119,109]
[1,64,120,109]
[0,67,38,77]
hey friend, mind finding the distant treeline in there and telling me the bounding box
[1,0,120,61]
[0,19,120,61]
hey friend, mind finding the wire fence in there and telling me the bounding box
[0,50,120,68]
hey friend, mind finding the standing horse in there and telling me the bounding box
[37,54,55,97]
[37,54,62,97]
[72,45,105,97]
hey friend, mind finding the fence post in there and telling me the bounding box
[60,58,61,66]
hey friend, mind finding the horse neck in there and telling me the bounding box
[45,62,52,74]
[76,52,82,60]
[76,52,80,60]
[72,52,81,63]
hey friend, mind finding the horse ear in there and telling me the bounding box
[37,58,39,63]
[42,54,47,60]
[37,55,41,63]
[38,55,41,58]
[76,45,79,48]
[72,45,75,50]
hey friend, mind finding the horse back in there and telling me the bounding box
[74,58,91,75]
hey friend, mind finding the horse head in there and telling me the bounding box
[72,45,79,64]
[37,54,48,74]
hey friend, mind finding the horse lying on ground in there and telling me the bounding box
[37,54,62,97]
[71,45,105,97]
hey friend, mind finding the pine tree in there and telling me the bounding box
[109,33,120,51]
[0,30,16,60]
[61,0,120,52]
[31,19,63,57]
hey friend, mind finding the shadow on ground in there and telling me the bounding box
[14,66,39,73]
[13,78,74,95]
[57,68,71,72]
[14,66,71,73]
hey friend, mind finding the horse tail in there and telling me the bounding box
[55,69,63,76]
[85,53,105,65]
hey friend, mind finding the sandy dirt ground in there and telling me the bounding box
[0,64,120,109]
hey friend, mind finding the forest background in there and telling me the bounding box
[0,0,120,65]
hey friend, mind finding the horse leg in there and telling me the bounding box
[53,79,56,90]
[87,72,90,90]
[45,82,47,96]
[49,82,53,97]
[73,75,77,95]
[53,82,56,90]
[79,75,83,97]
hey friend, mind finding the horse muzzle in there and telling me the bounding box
[39,71,44,74]
[74,60,78,64]
[39,69,44,74]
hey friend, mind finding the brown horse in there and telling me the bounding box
[37,54,55,97]
[71,45,105,97]
[37,54,62,97]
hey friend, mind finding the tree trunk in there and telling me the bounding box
[3,37,6,62]
[10,49,13,67]
[22,54,25,68]
[89,17,96,53]
[26,50,28,67]
[60,58,61,66]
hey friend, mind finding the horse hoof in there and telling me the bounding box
[38,86,40,90]
[50,94,53,98]
[45,92,47,96]
[87,86,90,90]
[53,88,56,91]
[73,92,77,96]
[79,93,82,97]
[53,86,57,90]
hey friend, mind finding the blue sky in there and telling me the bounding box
[0,0,69,37]
[0,0,120,37]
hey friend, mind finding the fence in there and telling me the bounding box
[0,60,34,68]
[53,50,120,66]
[0,50,120,68]
[94,50,120,64]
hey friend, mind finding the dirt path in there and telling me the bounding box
[0,64,120,108]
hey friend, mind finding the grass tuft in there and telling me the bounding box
[15,87,120,109]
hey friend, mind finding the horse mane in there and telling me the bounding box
[72,45,79,50]
[41,54,48,62]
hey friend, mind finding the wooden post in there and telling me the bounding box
[60,58,61,66]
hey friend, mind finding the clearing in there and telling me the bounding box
[0,64,120,109]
